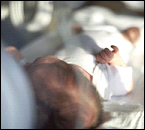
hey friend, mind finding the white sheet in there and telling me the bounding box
[98,102,144,129]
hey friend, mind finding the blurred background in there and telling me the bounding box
[1,1,144,49]
[1,1,54,49]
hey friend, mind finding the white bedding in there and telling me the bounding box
[98,102,144,129]
[72,6,144,129]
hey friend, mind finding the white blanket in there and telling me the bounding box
[98,102,144,129]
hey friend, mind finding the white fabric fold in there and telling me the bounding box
[92,64,132,100]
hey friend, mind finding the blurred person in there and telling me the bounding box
[1,44,36,129]
[4,25,141,129]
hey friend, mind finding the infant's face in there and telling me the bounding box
[32,55,92,82]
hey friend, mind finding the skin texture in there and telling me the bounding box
[96,45,127,67]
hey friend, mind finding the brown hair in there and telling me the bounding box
[27,56,103,129]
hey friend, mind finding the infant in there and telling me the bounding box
[4,25,141,129]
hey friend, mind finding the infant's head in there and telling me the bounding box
[27,56,103,129]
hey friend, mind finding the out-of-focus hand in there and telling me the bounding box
[96,47,114,64]
[4,46,24,62]
[96,45,127,67]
